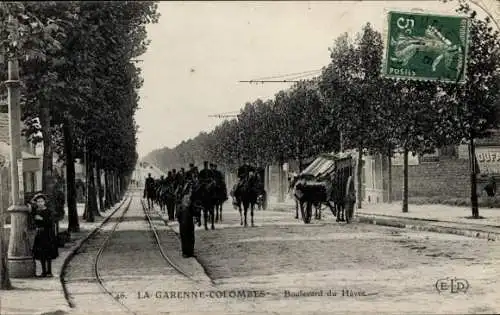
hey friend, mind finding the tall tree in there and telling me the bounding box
[438,1,500,218]
[320,24,385,209]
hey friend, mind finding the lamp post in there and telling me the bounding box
[0,155,12,289]
[6,59,35,278]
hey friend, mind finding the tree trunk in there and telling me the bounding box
[402,147,409,213]
[104,170,112,209]
[90,163,99,217]
[40,105,53,193]
[111,171,117,204]
[84,150,95,222]
[116,172,121,201]
[120,175,125,198]
[469,136,479,218]
[357,147,363,209]
[278,156,285,203]
[95,165,104,212]
[63,122,79,232]
[387,148,393,204]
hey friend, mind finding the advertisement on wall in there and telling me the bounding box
[475,147,500,175]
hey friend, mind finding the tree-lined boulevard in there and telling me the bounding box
[0,1,499,314]
[0,1,159,283]
[146,0,499,218]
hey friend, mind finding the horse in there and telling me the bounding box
[291,175,336,224]
[213,179,227,223]
[191,178,218,230]
[231,174,259,227]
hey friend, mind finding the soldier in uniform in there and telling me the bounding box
[144,173,155,210]
[164,171,176,220]
[185,163,196,182]
[199,161,213,185]
[177,165,198,258]
[233,161,255,199]
[211,163,228,218]
[210,163,226,198]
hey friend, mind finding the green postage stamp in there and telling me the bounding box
[382,11,470,83]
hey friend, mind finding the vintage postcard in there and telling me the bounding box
[0,0,499,314]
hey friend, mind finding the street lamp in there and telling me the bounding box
[5,58,35,278]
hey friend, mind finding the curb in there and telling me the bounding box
[356,211,500,229]
[356,215,498,241]
[58,194,130,309]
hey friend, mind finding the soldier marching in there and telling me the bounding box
[143,161,243,258]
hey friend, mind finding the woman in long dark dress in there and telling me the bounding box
[32,193,59,277]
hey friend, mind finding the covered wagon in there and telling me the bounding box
[293,152,357,224]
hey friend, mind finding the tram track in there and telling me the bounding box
[140,198,214,286]
[61,192,214,315]
[93,196,135,314]
[60,194,134,313]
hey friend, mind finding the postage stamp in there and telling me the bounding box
[382,11,470,83]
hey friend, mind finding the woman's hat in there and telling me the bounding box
[31,192,47,202]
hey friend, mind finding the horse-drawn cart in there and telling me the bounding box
[293,152,356,224]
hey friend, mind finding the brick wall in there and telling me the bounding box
[390,158,470,200]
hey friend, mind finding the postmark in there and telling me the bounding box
[382,10,470,83]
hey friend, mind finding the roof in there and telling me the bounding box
[300,152,354,177]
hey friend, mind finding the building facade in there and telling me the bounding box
[0,113,43,211]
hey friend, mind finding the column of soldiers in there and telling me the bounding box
[143,161,227,258]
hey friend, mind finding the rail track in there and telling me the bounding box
[60,194,134,313]
[140,198,201,283]
[61,192,212,315]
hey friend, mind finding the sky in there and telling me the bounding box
[135,0,495,158]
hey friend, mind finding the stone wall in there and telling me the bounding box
[390,158,471,200]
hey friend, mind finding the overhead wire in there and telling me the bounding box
[248,69,322,81]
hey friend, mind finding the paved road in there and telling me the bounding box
[63,200,500,314]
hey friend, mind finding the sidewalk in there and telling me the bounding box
[1,201,125,315]
[267,196,500,240]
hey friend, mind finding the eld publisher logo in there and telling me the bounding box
[435,277,469,294]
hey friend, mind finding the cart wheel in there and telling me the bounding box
[345,176,356,224]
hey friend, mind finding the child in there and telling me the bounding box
[31,193,59,277]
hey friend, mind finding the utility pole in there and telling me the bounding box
[6,58,35,278]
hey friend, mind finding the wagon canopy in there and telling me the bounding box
[300,154,337,178]
[299,152,354,179]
